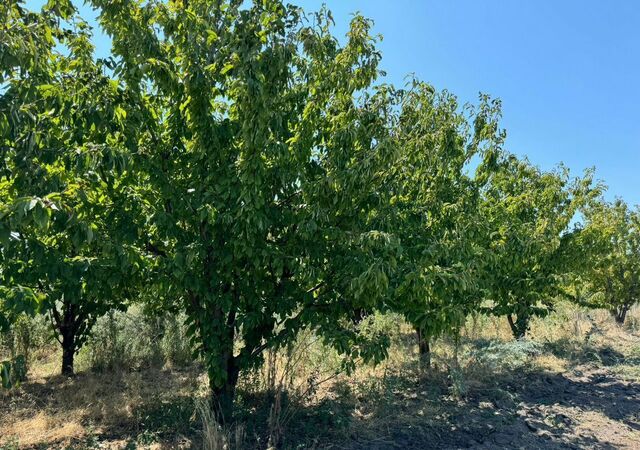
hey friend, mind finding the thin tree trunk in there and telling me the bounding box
[507,314,528,339]
[613,306,628,325]
[211,355,240,424]
[55,302,79,377]
[415,327,431,368]
[61,330,75,376]
[208,287,239,424]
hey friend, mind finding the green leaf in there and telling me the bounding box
[220,63,234,75]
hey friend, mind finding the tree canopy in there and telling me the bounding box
[378,83,502,361]
[579,199,640,324]
[0,0,146,375]
[480,155,597,337]
[87,0,406,419]
[0,0,634,424]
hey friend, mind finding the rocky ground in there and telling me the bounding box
[447,366,639,450]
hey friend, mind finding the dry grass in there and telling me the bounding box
[0,352,204,448]
[1,413,85,447]
[1,303,639,449]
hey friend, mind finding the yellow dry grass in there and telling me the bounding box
[1,412,85,447]
[0,357,203,448]
[1,303,638,448]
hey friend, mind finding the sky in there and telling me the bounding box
[297,1,639,207]
[27,0,640,206]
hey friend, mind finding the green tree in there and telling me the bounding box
[380,83,503,365]
[91,0,399,420]
[580,199,640,324]
[480,155,596,338]
[0,0,144,375]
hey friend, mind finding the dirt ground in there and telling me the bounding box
[352,364,640,450]
[467,366,639,450]
[1,310,639,449]
[3,360,637,449]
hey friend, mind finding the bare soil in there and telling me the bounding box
[1,316,639,449]
[362,365,640,450]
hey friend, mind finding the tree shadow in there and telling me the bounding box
[4,349,638,449]
[515,369,640,430]
[273,358,639,449]
[543,338,634,367]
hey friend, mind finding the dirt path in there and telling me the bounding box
[461,366,640,449]
[339,364,640,450]
[423,367,640,450]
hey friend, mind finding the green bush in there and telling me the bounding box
[1,355,27,388]
[1,314,53,371]
[79,307,193,373]
[469,339,543,372]
[160,313,193,367]
[358,312,404,345]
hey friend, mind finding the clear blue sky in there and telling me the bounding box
[29,0,640,206]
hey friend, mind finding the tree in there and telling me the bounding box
[0,0,144,375]
[379,83,503,366]
[90,0,400,420]
[579,199,640,324]
[480,155,596,338]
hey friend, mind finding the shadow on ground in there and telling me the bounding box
[2,344,639,449]
[276,351,640,449]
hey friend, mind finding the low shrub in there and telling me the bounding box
[78,306,193,373]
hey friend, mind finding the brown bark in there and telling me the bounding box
[507,314,528,339]
[416,327,431,368]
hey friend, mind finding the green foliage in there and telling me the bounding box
[80,307,193,372]
[0,0,146,374]
[480,155,597,337]
[470,339,543,371]
[0,313,48,390]
[579,199,640,323]
[1,314,54,370]
[1,355,26,388]
[379,82,503,346]
[1,0,635,427]
[357,312,404,346]
[88,0,401,418]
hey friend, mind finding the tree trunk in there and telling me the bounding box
[415,327,431,368]
[507,314,528,339]
[55,301,79,377]
[209,293,240,424]
[211,356,240,424]
[61,330,75,377]
[613,306,628,325]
